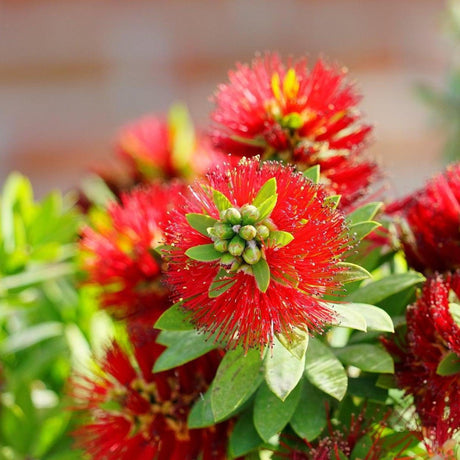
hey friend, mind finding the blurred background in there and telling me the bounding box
[1,0,459,197]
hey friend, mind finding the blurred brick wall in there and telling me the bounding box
[0,0,453,196]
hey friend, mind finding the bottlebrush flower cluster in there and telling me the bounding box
[64,51,460,459]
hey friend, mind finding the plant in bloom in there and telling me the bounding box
[164,157,351,350]
[80,182,185,323]
[71,325,230,459]
[386,162,460,274]
[117,107,223,182]
[210,52,378,209]
[383,273,460,454]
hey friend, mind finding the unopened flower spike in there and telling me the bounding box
[164,157,353,351]
[210,52,380,209]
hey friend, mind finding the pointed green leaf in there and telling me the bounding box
[350,221,380,241]
[344,303,394,332]
[304,337,348,401]
[335,344,394,373]
[229,410,263,457]
[324,194,341,209]
[347,202,383,225]
[254,381,302,442]
[211,347,264,422]
[186,213,218,236]
[437,351,460,376]
[252,258,270,292]
[303,165,320,184]
[209,269,237,298]
[252,177,277,208]
[153,330,217,372]
[154,302,194,331]
[346,272,425,305]
[449,302,460,326]
[169,104,195,171]
[328,303,367,332]
[335,262,371,284]
[276,327,309,360]
[257,194,278,221]
[212,189,233,212]
[267,230,294,248]
[80,174,117,208]
[265,336,305,401]
[185,244,222,261]
[188,387,215,428]
[290,378,327,441]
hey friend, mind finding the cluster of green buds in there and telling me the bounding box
[207,204,273,271]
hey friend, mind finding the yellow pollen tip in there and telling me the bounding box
[282,68,300,100]
[271,72,282,102]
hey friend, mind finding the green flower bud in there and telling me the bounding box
[242,245,261,265]
[220,253,235,266]
[224,207,242,225]
[228,235,246,256]
[240,204,260,225]
[213,222,235,239]
[214,239,229,253]
[256,224,270,240]
[239,225,257,241]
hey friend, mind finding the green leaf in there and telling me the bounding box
[153,330,217,372]
[335,262,371,284]
[257,194,278,221]
[449,302,460,326]
[1,322,63,354]
[254,381,302,442]
[349,221,380,241]
[328,303,367,332]
[351,434,375,460]
[437,351,460,376]
[344,303,394,332]
[186,213,218,236]
[212,189,233,212]
[335,344,394,373]
[252,258,270,292]
[303,165,320,184]
[211,347,264,422]
[346,272,425,305]
[80,173,117,208]
[185,244,222,261]
[154,302,194,331]
[265,336,305,401]
[252,177,277,208]
[290,378,327,441]
[169,104,196,171]
[188,387,215,428]
[348,376,389,402]
[229,410,263,457]
[267,230,294,248]
[209,269,237,298]
[347,202,383,225]
[276,327,309,360]
[304,337,348,401]
[324,194,341,209]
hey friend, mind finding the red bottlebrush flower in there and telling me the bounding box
[210,52,378,209]
[383,273,460,452]
[117,110,224,182]
[71,327,230,460]
[386,162,460,274]
[80,182,185,323]
[275,408,413,460]
[164,157,351,350]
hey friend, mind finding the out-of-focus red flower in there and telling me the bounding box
[118,112,223,181]
[80,182,185,323]
[210,52,378,209]
[383,273,460,452]
[71,327,229,460]
[164,157,351,351]
[386,162,460,274]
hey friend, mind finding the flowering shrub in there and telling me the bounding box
[0,52,459,460]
